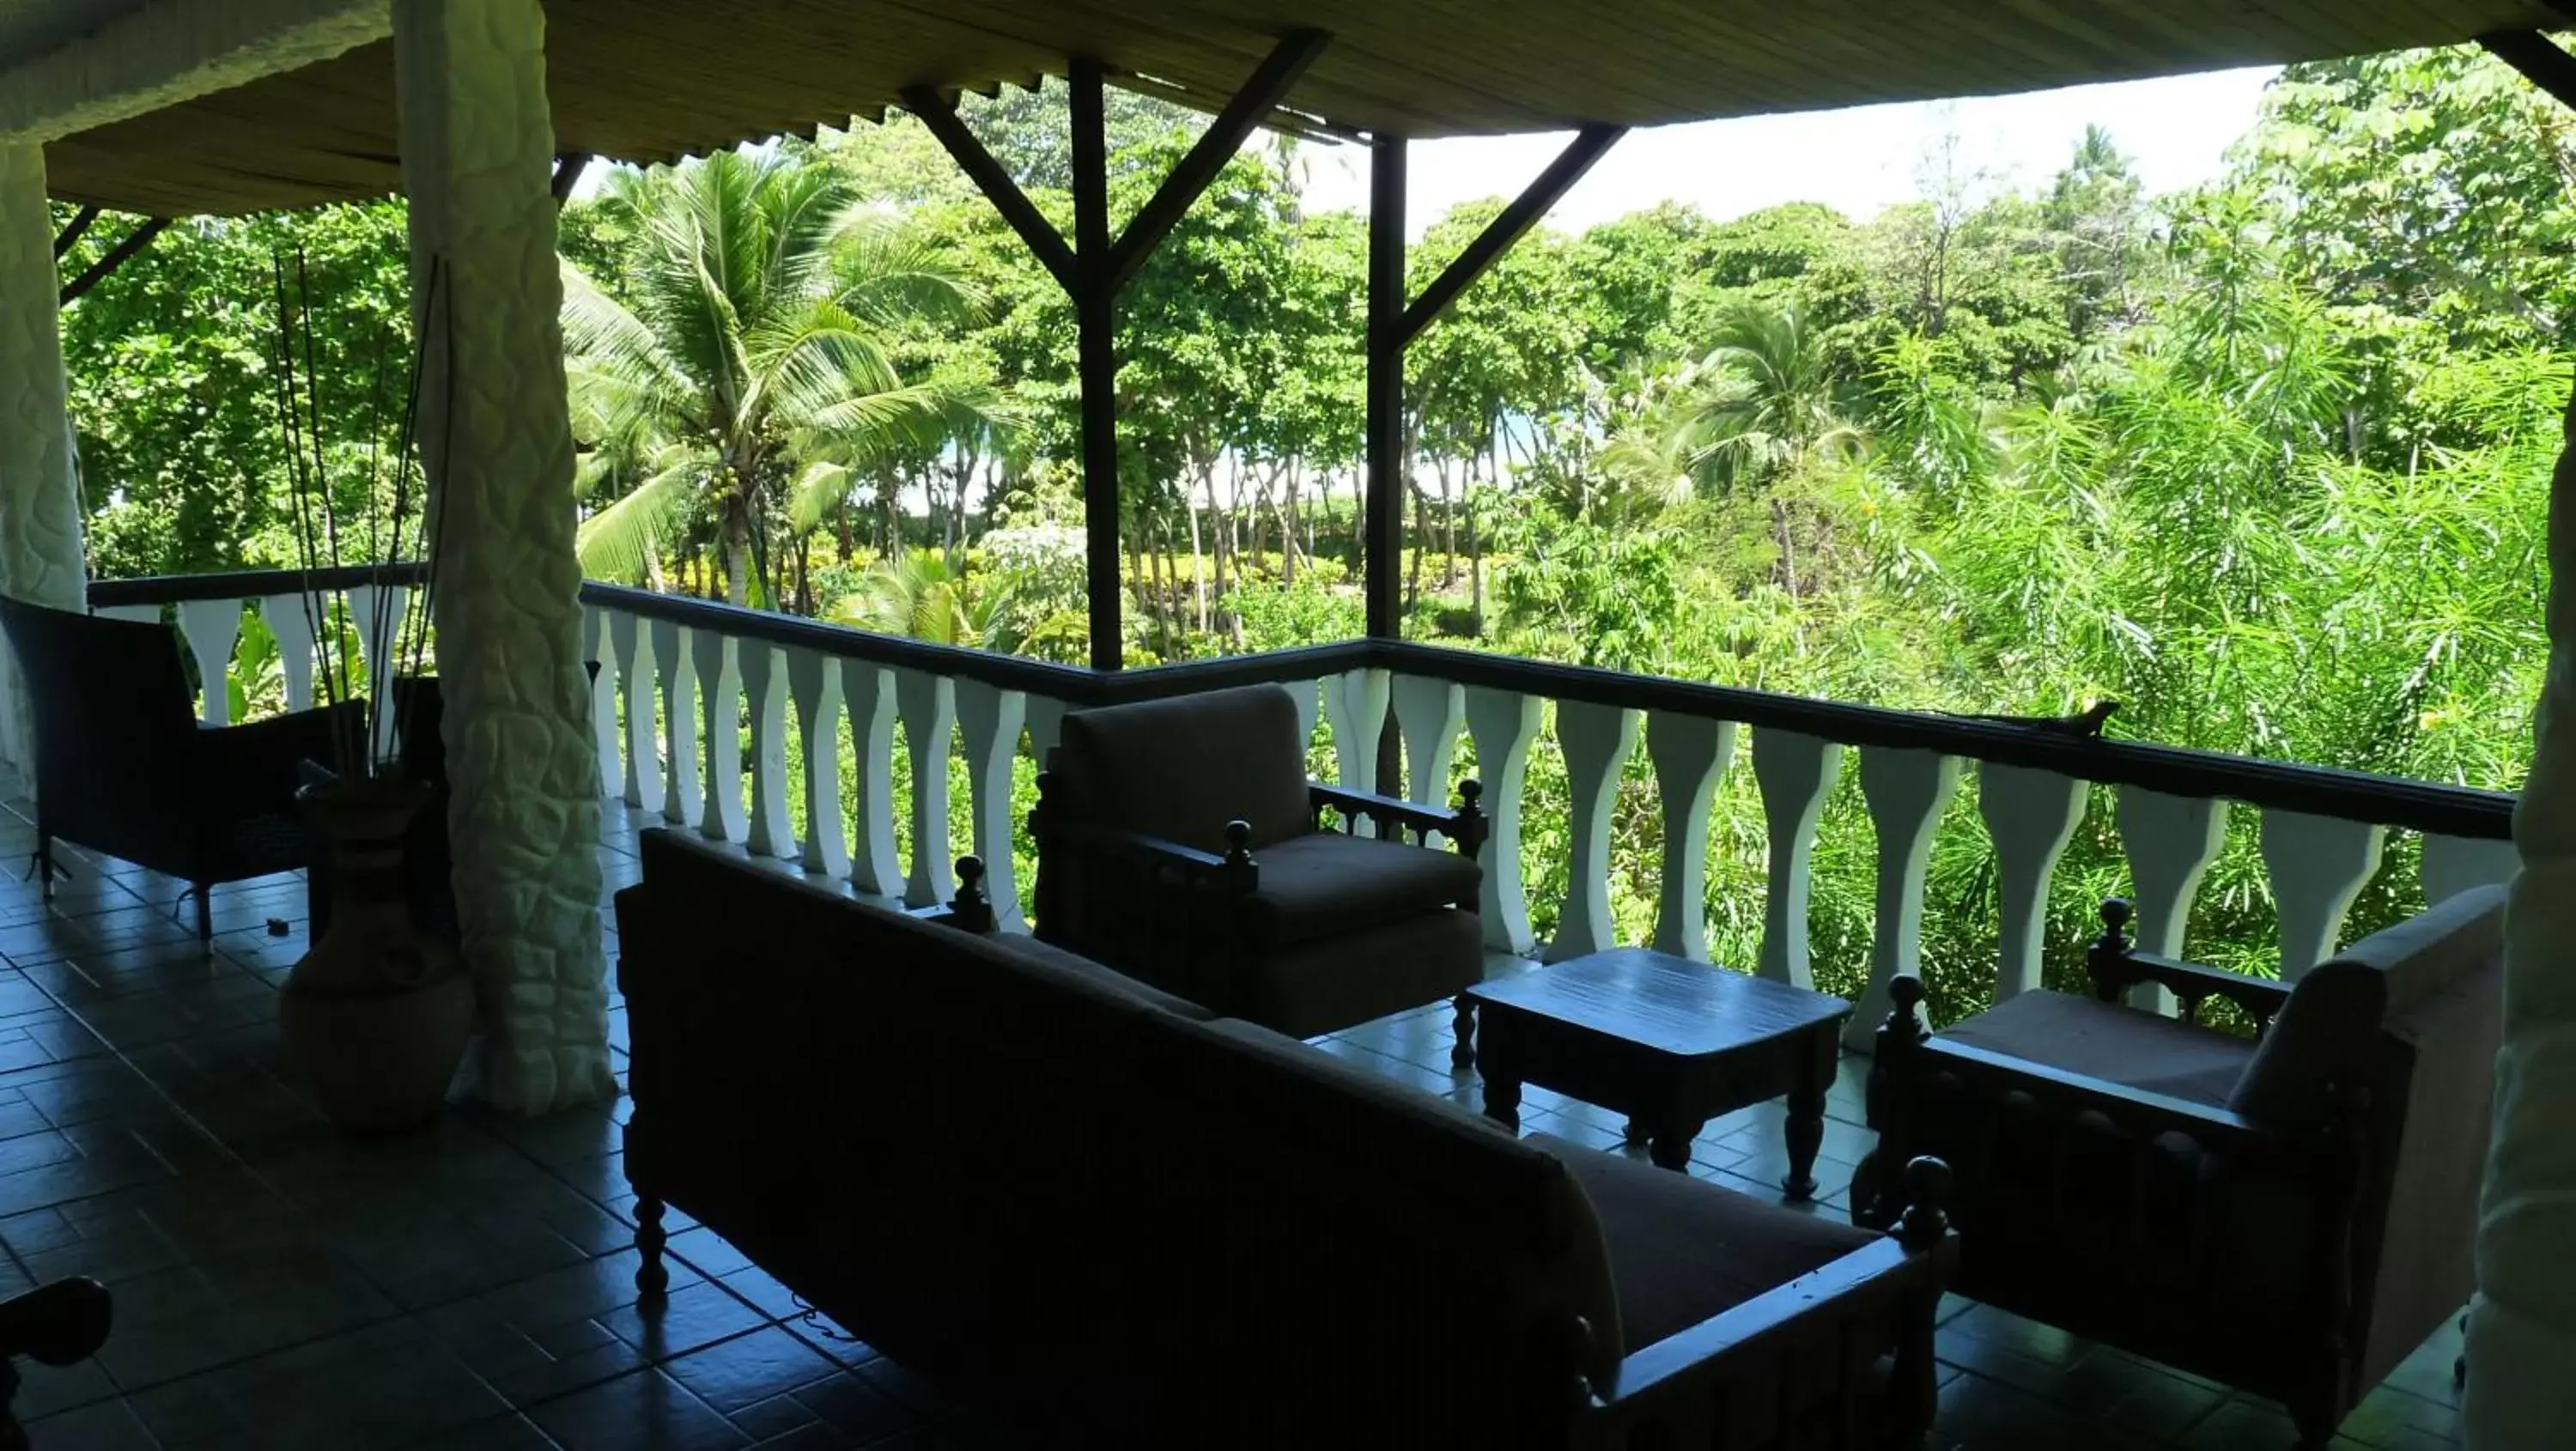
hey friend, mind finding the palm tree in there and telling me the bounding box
[830,548,1012,652]
[562,149,989,605]
[1665,299,1868,492]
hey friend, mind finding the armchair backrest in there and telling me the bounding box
[1052,683,1314,852]
[0,596,197,798]
[2227,885,2506,1126]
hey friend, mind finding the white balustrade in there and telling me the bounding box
[1646,711,1736,963]
[2259,809,2385,978]
[606,610,657,812]
[2423,832,2518,903]
[690,628,746,843]
[1322,666,1390,797]
[581,605,618,792]
[785,647,848,880]
[1463,687,1543,954]
[1751,729,1842,988]
[737,641,795,859]
[2114,786,2229,1011]
[1978,763,2087,1001]
[264,592,324,713]
[842,660,902,897]
[1545,700,1642,963]
[174,598,242,726]
[1390,675,1465,809]
[1284,678,1321,757]
[1850,747,1962,1048]
[895,669,957,908]
[1024,695,1068,770]
[648,618,699,826]
[956,679,1028,930]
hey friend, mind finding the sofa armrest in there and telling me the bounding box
[2086,899,2291,1032]
[1307,779,1486,857]
[191,701,368,817]
[1920,1038,2287,1157]
[1594,1158,1956,1445]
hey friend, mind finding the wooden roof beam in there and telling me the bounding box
[1396,123,1625,351]
[1103,29,1331,295]
[900,83,1078,294]
[60,216,169,305]
[2482,29,2576,111]
[51,203,99,258]
[550,152,592,203]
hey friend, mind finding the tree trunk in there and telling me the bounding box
[1440,458,1457,586]
[1772,495,1798,598]
[1406,480,1425,617]
[1186,478,1209,637]
[723,500,752,608]
[1467,493,1484,635]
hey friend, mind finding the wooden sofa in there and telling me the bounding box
[618,829,1958,1449]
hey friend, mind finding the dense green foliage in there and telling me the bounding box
[53,46,2569,1019]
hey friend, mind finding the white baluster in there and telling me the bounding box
[649,618,699,826]
[581,605,618,795]
[1321,666,1391,795]
[842,662,904,897]
[1283,679,1321,759]
[1544,701,1643,963]
[262,594,323,713]
[737,641,794,859]
[605,610,657,811]
[1979,763,2087,1000]
[1849,747,1963,1049]
[348,584,410,763]
[1464,687,1543,955]
[1646,712,1738,963]
[2114,787,2228,1011]
[2261,810,2385,977]
[1752,729,1843,988]
[1024,695,1068,772]
[690,628,746,842]
[896,670,957,908]
[174,598,242,726]
[956,680,1029,931]
[1390,675,1466,805]
[786,647,848,880]
[2423,832,2518,903]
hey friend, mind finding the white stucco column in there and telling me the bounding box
[393,0,611,1114]
[0,143,87,770]
[2465,388,2576,1445]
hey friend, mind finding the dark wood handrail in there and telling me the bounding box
[86,571,2518,841]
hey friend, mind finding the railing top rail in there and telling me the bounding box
[88,570,2518,841]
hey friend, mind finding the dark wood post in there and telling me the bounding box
[1364,136,1406,642]
[1069,58,1121,672]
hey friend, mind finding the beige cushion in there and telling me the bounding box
[1249,832,1482,947]
[1242,906,1485,1040]
[1944,991,2255,1108]
[1054,684,1314,852]
[1534,1134,1876,1356]
[2229,885,2506,1126]
[987,932,1215,1021]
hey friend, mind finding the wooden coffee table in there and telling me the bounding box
[1468,948,1851,1196]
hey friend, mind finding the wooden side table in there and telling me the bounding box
[1467,948,1851,1197]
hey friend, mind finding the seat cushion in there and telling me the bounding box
[1054,685,1314,853]
[1249,832,1483,947]
[2228,884,2506,1126]
[1943,991,2255,1108]
[1534,1134,1876,1355]
[987,931,1213,1021]
[1242,906,1485,1040]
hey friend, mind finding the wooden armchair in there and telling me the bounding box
[0,596,361,944]
[1855,888,2506,1448]
[1030,683,1491,1059]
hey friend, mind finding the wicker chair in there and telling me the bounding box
[1856,887,2504,1448]
[0,596,359,944]
[1030,683,1491,1059]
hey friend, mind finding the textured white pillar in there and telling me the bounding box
[2465,392,2576,1448]
[394,0,610,1114]
[0,143,87,771]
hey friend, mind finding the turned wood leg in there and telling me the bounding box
[1649,1119,1700,1173]
[1784,1029,1833,1200]
[634,1194,671,1301]
[1621,1116,1648,1146]
[1450,995,1477,1072]
[1482,1075,1522,1133]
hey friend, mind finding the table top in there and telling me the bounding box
[1467,948,1850,1058]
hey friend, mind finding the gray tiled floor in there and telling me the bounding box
[0,792,2463,1449]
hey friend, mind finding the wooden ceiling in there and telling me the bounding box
[39,0,2571,216]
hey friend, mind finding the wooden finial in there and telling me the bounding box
[2098,896,2132,947]
[1453,777,1489,859]
[1895,1156,1952,1252]
[947,855,995,934]
[1221,820,1257,893]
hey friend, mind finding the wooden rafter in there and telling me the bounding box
[2482,29,2576,110]
[900,85,1078,294]
[550,151,592,203]
[58,216,168,305]
[1102,29,1331,294]
[1396,124,1624,351]
[51,203,100,258]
